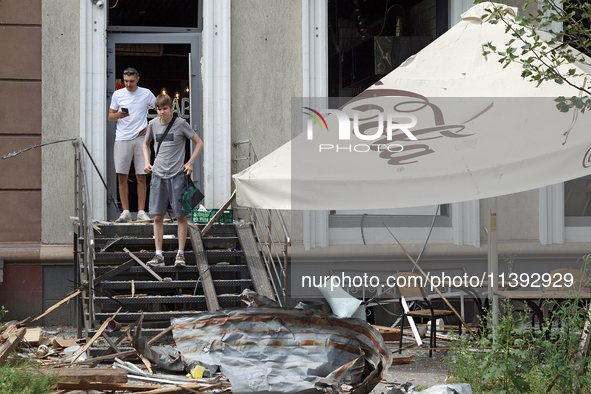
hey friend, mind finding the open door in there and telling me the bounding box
[106,33,202,220]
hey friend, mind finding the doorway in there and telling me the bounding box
[106,33,202,220]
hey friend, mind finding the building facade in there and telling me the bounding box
[0,0,589,325]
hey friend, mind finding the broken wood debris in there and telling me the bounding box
[39,367,127,383]
[53,381,160,392]
[124,247,165,282]
[32,289,82,322]
[71,307,121,363]
[132,382,213,394]
[0,326,26,366]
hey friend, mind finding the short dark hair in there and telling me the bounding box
[123,67,138,76]
[155,94,172,108]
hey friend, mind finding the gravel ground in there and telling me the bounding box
[372,347,450,393]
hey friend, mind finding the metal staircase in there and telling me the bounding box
[76,221,279,353]
[72,138,289,356]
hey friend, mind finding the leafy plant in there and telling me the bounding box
[476,0,591,133]
[0,306,8,323]
[0,360,60,394]
[446,293,591,393]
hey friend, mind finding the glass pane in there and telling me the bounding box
[564,175,591,217]
[108,0,200,29]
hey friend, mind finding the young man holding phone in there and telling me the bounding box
[108,67,156,222]
[143,94,203,267]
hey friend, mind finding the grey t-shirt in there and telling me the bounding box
[145,117,195,179]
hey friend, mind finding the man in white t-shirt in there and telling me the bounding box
[108,68,156,223]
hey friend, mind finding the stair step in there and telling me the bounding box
[91,236,240,246]
[94,264,250,275]
[89,328,171,338]
[92,250,244,259]
[90,310,223,322]
[97,279,252,289]
[92,222,237,237]
[94,294,242,305]
[89,346,135,357]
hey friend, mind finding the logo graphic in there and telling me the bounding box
[303,107,418,141]
[302,107,328,132]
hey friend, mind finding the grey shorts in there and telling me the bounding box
[149,173,188,218]
[114,135,146,175]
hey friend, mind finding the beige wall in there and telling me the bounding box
[41,1,80,244]
[480,190,540,242]
[230,0,303,241]
[230,0,302,158]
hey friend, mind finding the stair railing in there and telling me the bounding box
[74,138,97,333]
[233,139,290,306]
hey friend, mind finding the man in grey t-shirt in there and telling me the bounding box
[143,94,203,267]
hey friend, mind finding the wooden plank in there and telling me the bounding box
[71,307,121,363]
[147,326,173,345]
[124,248,164,282]
[188,225,219,311]
[101,331,120,354]
[94,259,135,284]
[54,382,159,391]
[134,382,220,394]
[371,325,401,341]
[39,368,127,383]
[76,349,137,364]
[0,327,25,366]
[235,223,275,300]
[201,190,236,236]
[32,289,81,322]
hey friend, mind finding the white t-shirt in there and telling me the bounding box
[109,87,156,141]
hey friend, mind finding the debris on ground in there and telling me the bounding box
[171,290,392,394]
[0,289,473,393]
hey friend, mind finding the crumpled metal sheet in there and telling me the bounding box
[133,316,184,371]
[171,306,392,394]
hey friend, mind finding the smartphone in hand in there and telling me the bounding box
[121,107,129,114]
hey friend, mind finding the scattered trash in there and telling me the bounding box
[132,316,185,372]
[317,283,366,319]
[418,383,472,394]
[36,344,49,357]
[186,364,206,379]
[107,319,122,332]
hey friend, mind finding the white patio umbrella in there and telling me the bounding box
[232,2,591,330]
[233,3,591,211]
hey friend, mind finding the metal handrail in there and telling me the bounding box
[233,139,290,306]
[74,138,97,332]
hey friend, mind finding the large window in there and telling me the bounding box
[108,0,202,32]
[564,175,591,226]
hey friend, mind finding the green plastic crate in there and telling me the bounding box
[191,208,234,224]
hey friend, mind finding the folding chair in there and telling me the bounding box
[393,272,460,357]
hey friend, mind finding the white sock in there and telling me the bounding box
[156,250,163,257]
[177,250,184,256]
[123,210,130,214]
[138,210,145,214]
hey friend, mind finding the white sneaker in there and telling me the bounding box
[147,254,165,267]
[115,211,132,223]
[175,254,186,267]
[137,211,150,221]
